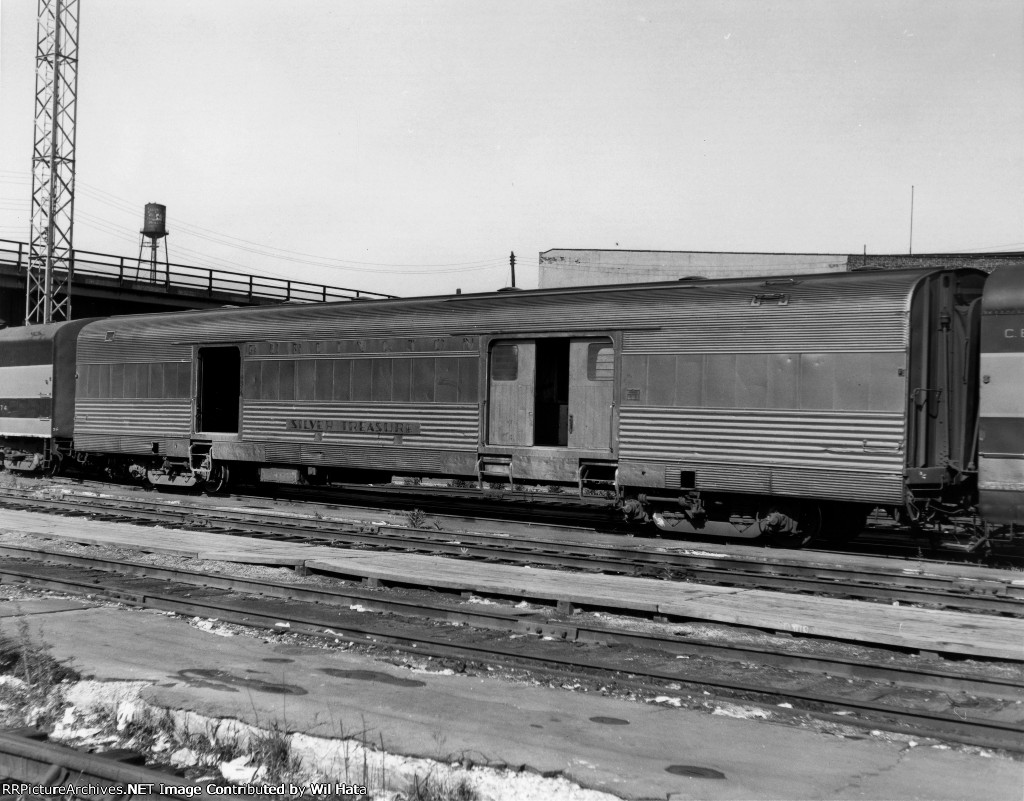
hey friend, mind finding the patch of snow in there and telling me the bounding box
[169,747,200,767]
[191,618,235,637]
[711,703,770,720]
[406,667,456,676]
[220,755,265,784]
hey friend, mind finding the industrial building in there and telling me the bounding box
[538,249,1024,288]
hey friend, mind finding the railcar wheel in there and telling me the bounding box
[44,452,63,477]
[757,503,821,548]
[204,463,230,495]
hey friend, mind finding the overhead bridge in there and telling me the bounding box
[0,238,395,324]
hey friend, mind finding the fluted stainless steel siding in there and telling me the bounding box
[77,341,192,363]
[262,443,446,472]
[621,281,915,354]
[243,402,478,449]
[657,460,902,502]
[621,407,905,502]
[621,408,904,469]
[75,399,192,437]
[771,467,902,502]
[75,271,929,350]
[74,434,188,455]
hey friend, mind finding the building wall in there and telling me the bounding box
[845,254,1023,273]
[538,249,1024,288]
[539,250,849,288]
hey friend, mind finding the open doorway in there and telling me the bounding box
[197,346,240,433]
[534,339,570,445]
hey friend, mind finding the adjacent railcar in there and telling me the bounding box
[67,266,1006,543]
[978,266,1024,524]
[0,319,92,473]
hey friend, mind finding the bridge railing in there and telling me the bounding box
[0,239,395,302]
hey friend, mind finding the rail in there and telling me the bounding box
[0,729,202,800]
[0,238,396,303]
[1,485,1021,617]
[0,544,1021,752]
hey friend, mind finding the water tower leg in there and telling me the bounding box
[163,238,170,287]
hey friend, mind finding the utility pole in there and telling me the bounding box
[509,251,516,288]
[25,0,80,325]
[908,185,914,256]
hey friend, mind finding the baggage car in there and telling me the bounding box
[59,265,1017,545]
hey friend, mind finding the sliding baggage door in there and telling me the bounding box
[487,340,535,445]
[568,337,614,450]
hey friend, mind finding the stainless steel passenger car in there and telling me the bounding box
[67,266,1012,542]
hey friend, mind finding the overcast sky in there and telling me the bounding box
[1,0,1022,296]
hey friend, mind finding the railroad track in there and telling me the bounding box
[12,468,1024,566]
[277,481,1024,564]
[0,727,199,800]
[0,546,1021,753]
[0,486,1021,616]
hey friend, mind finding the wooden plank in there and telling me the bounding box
[531,528,1023,586]
[195,552,305,566]
[307,553,1024,661]
[307,552,740,613]
[1,530,201,560]
[1,509,374,564]
[659,590,1024,661]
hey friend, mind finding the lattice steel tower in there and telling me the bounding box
[25,0,80,325]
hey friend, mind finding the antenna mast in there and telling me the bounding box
[25,0,80,325]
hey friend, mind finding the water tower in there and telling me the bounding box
[137,202,169,282]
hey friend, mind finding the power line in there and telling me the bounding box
[74,181,507,272]
[944,242,1024,253]
[72,204,509,279]
[7,171,1021,270]
[5,171,509,275]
